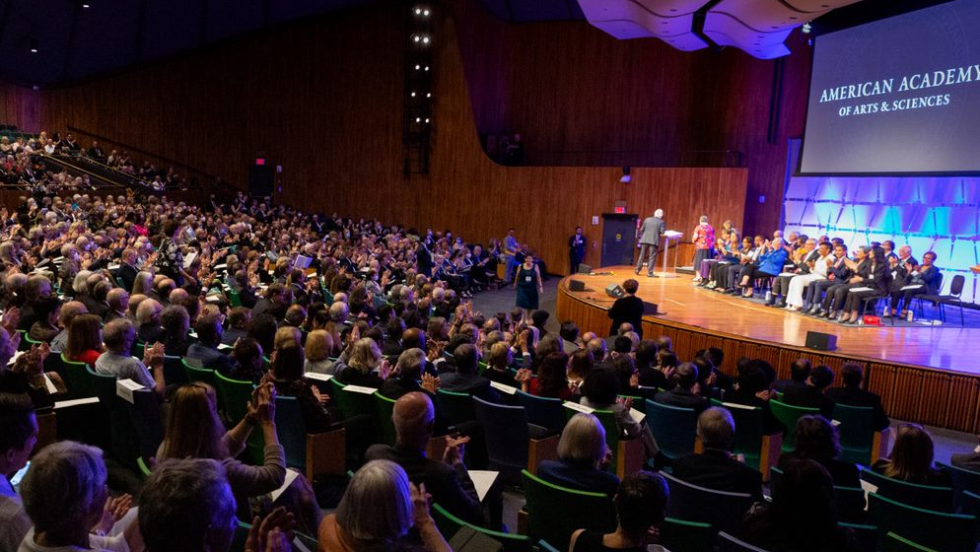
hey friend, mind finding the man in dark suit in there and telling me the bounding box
[653,363,708,414]
[782,364,834,411]
[438,344,500,403]
[824,363,890,431]
[773,358,811,394]
[671,408,763,500]
[635,209,666,277]
[185,315,236,376]
[568,226,587,275]
[364,392,489,526]
[116,248,140,292]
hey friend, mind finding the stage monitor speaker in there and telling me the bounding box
[643,301,659,315]
[569,279,585,292]
[805,331,838,351]
[248,165,274,197]
[577,264,593,274]
[605,284,625,299]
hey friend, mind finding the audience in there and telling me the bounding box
[872,423,951,486]
[652,362,709,414]
[824,363,890,431]
[94,318,167,398]
[538,413,620,496]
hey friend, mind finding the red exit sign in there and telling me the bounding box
[614,206,626,214]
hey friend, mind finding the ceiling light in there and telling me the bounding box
[426,93,431,98]
[422,36,430,44]
[415,117,421,122]
[413,35,420,42]
[424,66,429,71]
[82,3,90,7]
[423,9,430,16]
[802,22,812,34]
[414,7,422,15]
[411,92,416,97]
[29,39,38,54]
[425,118,430,123]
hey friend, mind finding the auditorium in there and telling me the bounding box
[1,0,980,550]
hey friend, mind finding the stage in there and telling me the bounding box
[556,266,980,433]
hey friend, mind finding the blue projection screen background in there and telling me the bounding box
[799,0,980,175]
[784,140,979,302]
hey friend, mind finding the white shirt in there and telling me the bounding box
[814,253,834,277]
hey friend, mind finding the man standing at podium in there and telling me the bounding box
[635,209,665,277]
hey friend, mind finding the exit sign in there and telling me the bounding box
[614,206,626,214]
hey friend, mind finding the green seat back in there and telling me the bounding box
[137,457,152,479]
[21,331,44,351]
[61,353,92,398]
[437,389,477,425]
[769,399,819,452]
[274,396,309,472]
[515,391,566,435]
[226,286,242,308]
[937,462,980,513]
[711,399,764,470]
[329,378,374,420]
[374,392,397,446]
[183,358,217,387]
[833,403,876,465]
[431,503,530,551]
[163,355,188,386]
[213,370,254,422]
[520,469,616,552]
[882,532,941,552]
[660,517,714,552]
[645,399,697,460]
[868,493,977,552]
[860,468,954,512]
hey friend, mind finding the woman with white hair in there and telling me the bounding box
[537,413,620,496]
[318,460,451,552]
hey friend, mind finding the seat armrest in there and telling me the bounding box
[306,428,346,480]
[871,427,891,466]
[528,435,560,475]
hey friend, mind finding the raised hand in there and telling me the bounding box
[245,506,296,552]
[421,372,440,394]
[442,435,470,466]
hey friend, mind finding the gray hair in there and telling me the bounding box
[336,460,413,543]
[558,413,608,465]
[395,347,425,379]
[72,270,93,294]
[103,318,136,351]
[21,441,107,538]
[699,215,709,224]
[698,407,735,451]
[139,459,237,552]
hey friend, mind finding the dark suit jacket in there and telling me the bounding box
[537,459,620,496]
[772,379,808,394]
[778,452,861,488]
[117,264,138,292]
[364,444,484,525]
[439,372,500,403]
[186,343,236,375]
[653,388,708,414]
[825,386,890,431]
[781,385,831,412]
[671,449,763,500]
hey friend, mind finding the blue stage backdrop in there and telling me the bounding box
[782,139,978,302]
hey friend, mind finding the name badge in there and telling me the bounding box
[525,276,532,282]
[869,274,874,280]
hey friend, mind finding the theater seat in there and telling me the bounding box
[867,493,977,552]
[519,469,616,551]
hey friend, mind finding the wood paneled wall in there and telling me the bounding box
[450,0,812,235]
[30,2,749,274]
[0,82,40,131]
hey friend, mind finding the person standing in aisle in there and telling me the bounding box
[569,227,587,274]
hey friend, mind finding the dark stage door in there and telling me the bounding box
[601,213,638,268]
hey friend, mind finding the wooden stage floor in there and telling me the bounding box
[561,266,980,376]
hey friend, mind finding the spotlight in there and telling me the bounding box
[411,92,416,97]
[29,39,38,54]
[423,9,430,16]
[413,35,420,43]
[426,93,431,98]
[802,22,812,34]
[425,118,430,123]
[82,2,90,7]
[424,66,429,71]
[415,64,420,70]
[414,7,422,15]
[415,117,421,123]
[422,36,430,44]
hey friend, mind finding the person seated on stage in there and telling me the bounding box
[671,408,763,500]
[707,235,751,291]
[781,363,834,410]
[890,251,941,319]
[724,235,765,294]
[581,368,660,461]
[653,362,709,414]
[538,413,620,496]
[825,363,890,431]
[364,392,486,527]
[607,279,645,338]
[839,246,890,324]
[882,246,918,318]
[779,415,861,490]
[737,238,788,298]
[872,423,951,486]
[786,241,833,311]
[773,358,811,394]
[568,471,670,552]
[817,245,870,320]
[696,237,732,285]
[805,243,850,314]
[767,238,819,308]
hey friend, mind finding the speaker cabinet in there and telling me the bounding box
[569,279,585,292]
[805,331,838,351]
[605,284,625,299]
[577,263,593,274]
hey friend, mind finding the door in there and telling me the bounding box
[601,213,638,268]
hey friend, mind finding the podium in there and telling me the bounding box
[657,231,683,278]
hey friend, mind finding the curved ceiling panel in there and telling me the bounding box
[578,0,708,49]
[703,12,792,59]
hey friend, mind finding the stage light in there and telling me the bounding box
[802,22,812,34]
[415,117,421,122]
[423,9,430,16]
[424,66,429,71]
[413,35,420,43]
[414,7,422,15]
[426,93,431,98]
[29,39,38,54]
[411,92,416,97]
[82,2,90,7]
[415,64,420,70]
[422,36,430,44]
[425,118,430,123]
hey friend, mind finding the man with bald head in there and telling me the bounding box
[364,392,485,526]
